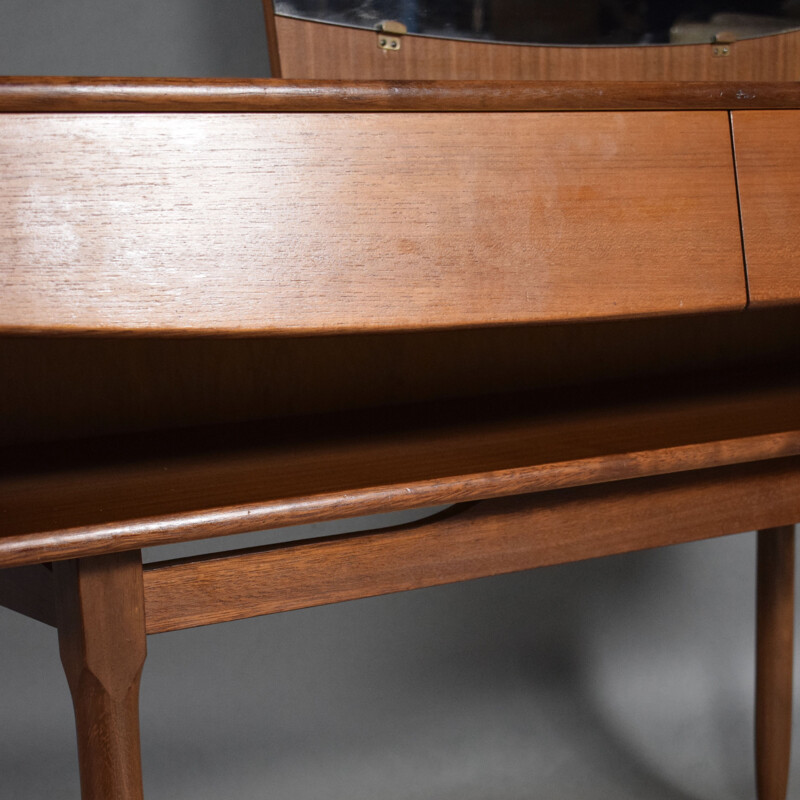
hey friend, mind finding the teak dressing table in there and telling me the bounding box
[1,78,799,799]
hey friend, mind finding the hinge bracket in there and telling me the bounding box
[377,20,407,51]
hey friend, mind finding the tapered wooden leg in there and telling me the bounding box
[54,551,147,800]
[756,525,795,800]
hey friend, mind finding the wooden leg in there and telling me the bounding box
[54,551,147,800]
[756,525,795,800]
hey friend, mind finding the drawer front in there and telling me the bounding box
[732,110,800,307]
[0,111,745,333]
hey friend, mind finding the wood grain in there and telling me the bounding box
[3,77,800,113]
[1,375,799,569]
[261,1,282,77]
[732,111,800,306]
[3,307,799,447]
[55,551,146,800]
[274,16,800,82]
[756,525,795,800]
[0,563,55,626]
[0,110,744,334]
[143,459,800,633]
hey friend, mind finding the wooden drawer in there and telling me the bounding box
[0,111,745,334]
[732,111,800,307]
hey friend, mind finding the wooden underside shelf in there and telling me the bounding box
[1,372,799,569]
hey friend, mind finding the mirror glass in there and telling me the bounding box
[274,0,800,45]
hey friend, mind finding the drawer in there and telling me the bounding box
[732,110,800,307]
[0,111,745,333]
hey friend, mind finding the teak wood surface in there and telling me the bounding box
[0,110,744,334]
[732,110,800,307]
[143,458,800,633]
[55,551,146,800]
[2,375,799,569]
[3,307,799,447]
[757,526,796,800]
[272,15,800,82]
[0,563,55,626]
[1,78,799,800]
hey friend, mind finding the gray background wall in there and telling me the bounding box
[0,3,797,797]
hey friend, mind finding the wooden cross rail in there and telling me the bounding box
[6,458,800,638]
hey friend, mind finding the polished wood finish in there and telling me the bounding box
[54,551,147,800]
[4,77,800,113]
[273,15,800,82]
[732,111,800,306]
[2,78,800,799]
[0,110,744,334]
[0,563,55,626]
[2,376,799,569]
[756,525,795,800]
[144,459,800,634]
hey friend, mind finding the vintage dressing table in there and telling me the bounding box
[1,75,799,800]
[1,7,800,794]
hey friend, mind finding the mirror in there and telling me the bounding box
[274,0,800,45]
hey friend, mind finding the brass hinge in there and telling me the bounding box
[377,20,407,51]
[712,31,736,57]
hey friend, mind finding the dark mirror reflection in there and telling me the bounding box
[274,0,800,44]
